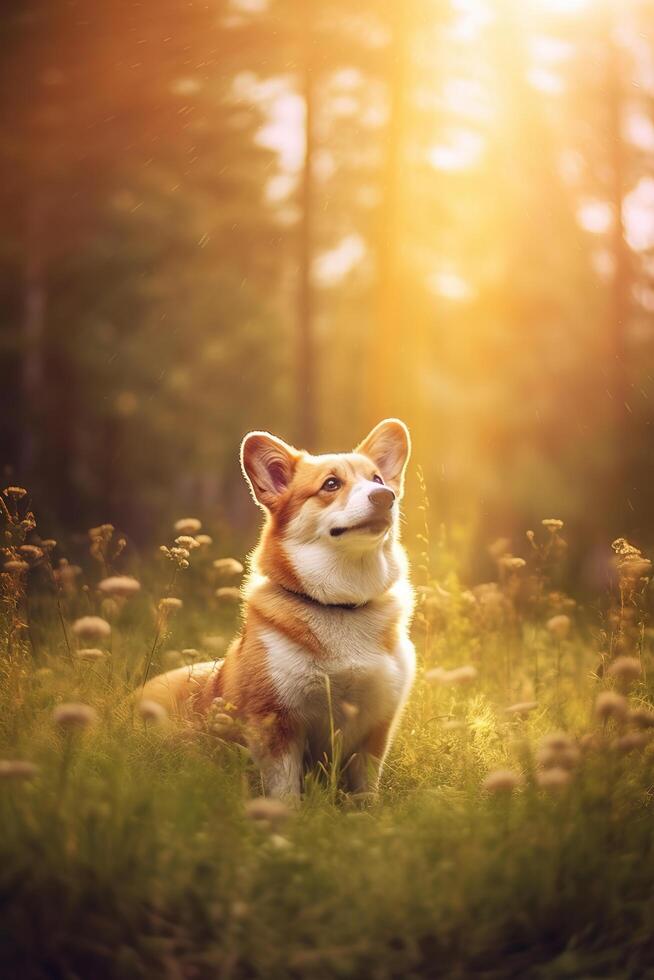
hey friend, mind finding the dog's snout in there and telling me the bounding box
[368,486,395,510]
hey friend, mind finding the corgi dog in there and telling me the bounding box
[141,418,416,799]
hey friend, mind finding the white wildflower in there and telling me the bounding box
[482,769,523,794]
[215,587,241,601]
[536,767,571,791]
[53,703,98,730]
[138,700,168,724]
[174,518,202,535]
[595,690,628,723]
[71,616,111,641]
[0,760,38,781]
[76,648,106,662]
[213,558,244,577]
[98,576,141,598]
[547,614,571,640]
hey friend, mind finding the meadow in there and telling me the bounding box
[1,485,654,979]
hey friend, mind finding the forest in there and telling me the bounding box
[2,0,653,564]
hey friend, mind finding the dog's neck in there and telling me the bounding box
[277,584,364,611]
[252,526,407,608]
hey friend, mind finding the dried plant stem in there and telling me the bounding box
[142,568,178,688]
[141,618,163,690]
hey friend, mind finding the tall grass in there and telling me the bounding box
[1,491,654,978]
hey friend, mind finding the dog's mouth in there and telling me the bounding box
[329,518,391,538]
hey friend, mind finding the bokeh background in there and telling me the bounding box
[1,0,653,580]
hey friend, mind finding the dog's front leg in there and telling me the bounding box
[248,719,304,799]
[259,744,303,799]
[346,719,392,797]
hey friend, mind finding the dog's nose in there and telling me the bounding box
[368,487,395,510]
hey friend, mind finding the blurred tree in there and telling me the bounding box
[0,0,288,537]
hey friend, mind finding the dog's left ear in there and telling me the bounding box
[355,418,411,497]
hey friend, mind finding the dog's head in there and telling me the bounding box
[240,419,411,601]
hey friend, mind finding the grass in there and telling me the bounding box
[2,497,654,978]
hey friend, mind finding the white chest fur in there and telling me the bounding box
[258,600,415,759]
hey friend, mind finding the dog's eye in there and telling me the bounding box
[321,476,341,492]
[372,474,384,485]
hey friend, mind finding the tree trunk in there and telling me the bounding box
[605,5,630,530]
[296,5,317,449]
[368,1,408,425]
[20,196,47,480]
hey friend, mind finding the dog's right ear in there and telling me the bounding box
[240,431,299,511]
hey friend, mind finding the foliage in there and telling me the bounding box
[2,491,654,977]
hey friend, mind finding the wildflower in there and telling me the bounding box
[0,760,38,781]
[18,544,43,561]
[53,703,98,730]
[98,575,141,598]
[159,597,183,612]
[174,535,200,550]
[76,648,106,662]
[138,699,168,724]
[160,546,190,570]
[607,656,641,690]
[3,559,29,573]
[536,767,571,791]
[213,558,244,577]
[625,558,652,579]
[540,732,574,753]
[89,523,114,540]
[595,690,628,723]
[245,797,290,830]
[537,744,580,771]
[71,616,111,641]
[612,539,652,580]
[500,556,526,572]
[195,534,213,547]
[542,519,564,532]
[425,665,477,685]
[174,518,202,535]
[547,614,571,640]
[171,547,190,560]
[216,587,241,601]
[629,707,654,730]
[536,733,580,770]
[3,486,27,499]
[505,700,538,717]
[40,539,57,551]
[614,732,649,754]
[482,769,523,794]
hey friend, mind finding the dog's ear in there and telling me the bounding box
[355,418,411,497]
[240,431,299,511]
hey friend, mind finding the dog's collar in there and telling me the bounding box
[279,585,367,611]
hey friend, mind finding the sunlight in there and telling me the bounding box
[455,0,593,20]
